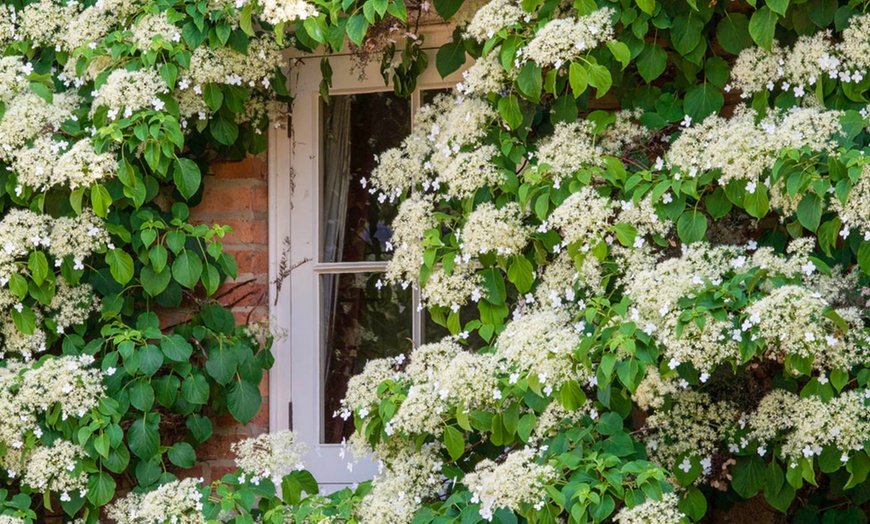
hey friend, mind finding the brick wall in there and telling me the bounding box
[188,154,271,483]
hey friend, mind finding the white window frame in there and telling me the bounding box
[268,26,466,487]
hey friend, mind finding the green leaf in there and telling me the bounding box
[444,426,465,461]
[128,418,160,459]
[162,334,193,362]
[227,380,261,424]
[206,342,239,385]
[705,187,732,219]
[606,41,630,69]
[139,345,164,376]
[498,95,523,130]
[749,7,778,50]
[182,373,209,404]
[91,184,112,218]
[203,83,224,112]
[141,266,171,297]
[796,193,822,232]
[106,249,134,285]
[587,64,612,98]
[517,61,542,102]
[130,380,155,411]
[684,84,724,122]
[11,305,36,335]
[28,251,48,286]
[637,44,667,83]
[436,42,466,78]
[210,113,239,146]
[717,14,753,55]
[596,412,624,435]
[187,414,213,444]
[569,62,588,98]
[671,14,704,56]
[613,222,637,247]
[346,14,369,46]
[433,0,463,19]
[846,452,870,489]
[87,472,116,507]
[635,0,655,15]
[677,211,708,244]
[518,413,536,442]
[507,256,534,293]
[678,486,708,521]
[559,380,587,410]
[173,158,202,200]
[172,251,203,290]
[764,461,795,513]
[732,455,767,498]
[168,442,196,468]
[744,184,770,219]
[766,0,790,17]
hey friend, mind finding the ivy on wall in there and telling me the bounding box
[3,0,870,522]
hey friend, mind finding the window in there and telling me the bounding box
[268,28,466,487]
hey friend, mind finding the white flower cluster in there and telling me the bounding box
[464,0,525,42]
[21,440,88,497]
[463,447,556,521]
[130,13,182,50]
[107,477,206,524]
[0,355,104,497]
[357,443,445,524]
[389,340,499,436]
[534,121,603,183]
[50,279,100,334]
[0,208,109,288]
[53,138,118,190]
[548,186,614,247]
[0,57,32,104]
[232,430,308,485]
[523,8,615,68]
[745,285,867,370]
[460,202,528,257]
[0,92,79,159]
[495,308,588,393]
[667,106,842,185]
[384,195,437,288]
[613,492,686,524]
[58,4,115,51]
[747,389,870,463]
[338,358,400,421]
[831,163,870,238]
[420,263,483,311]
[259,0,319,25]
[645,390,738,481]
[533,251,603,309]
[91,68,169,119]
[457,49,514,96]
[18,0,80,47]
[367,95,499,202]
[730,14,870,98]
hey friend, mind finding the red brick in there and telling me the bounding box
[216,282,268,308]
[198,433,246,460]
[250,401,270,429]
[211,156,267,181]
[194,183,264,216]
[227,249,269,275]
[232,306,268,328]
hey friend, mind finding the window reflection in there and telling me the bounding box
[320,92,411,263]
[321,273,413,443]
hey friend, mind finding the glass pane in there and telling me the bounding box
[321,273,413,443]
[320,93,411,263]
[421,88,454,106]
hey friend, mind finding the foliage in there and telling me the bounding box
[4,0,870,521]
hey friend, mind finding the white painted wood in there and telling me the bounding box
[269,30,467,486]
